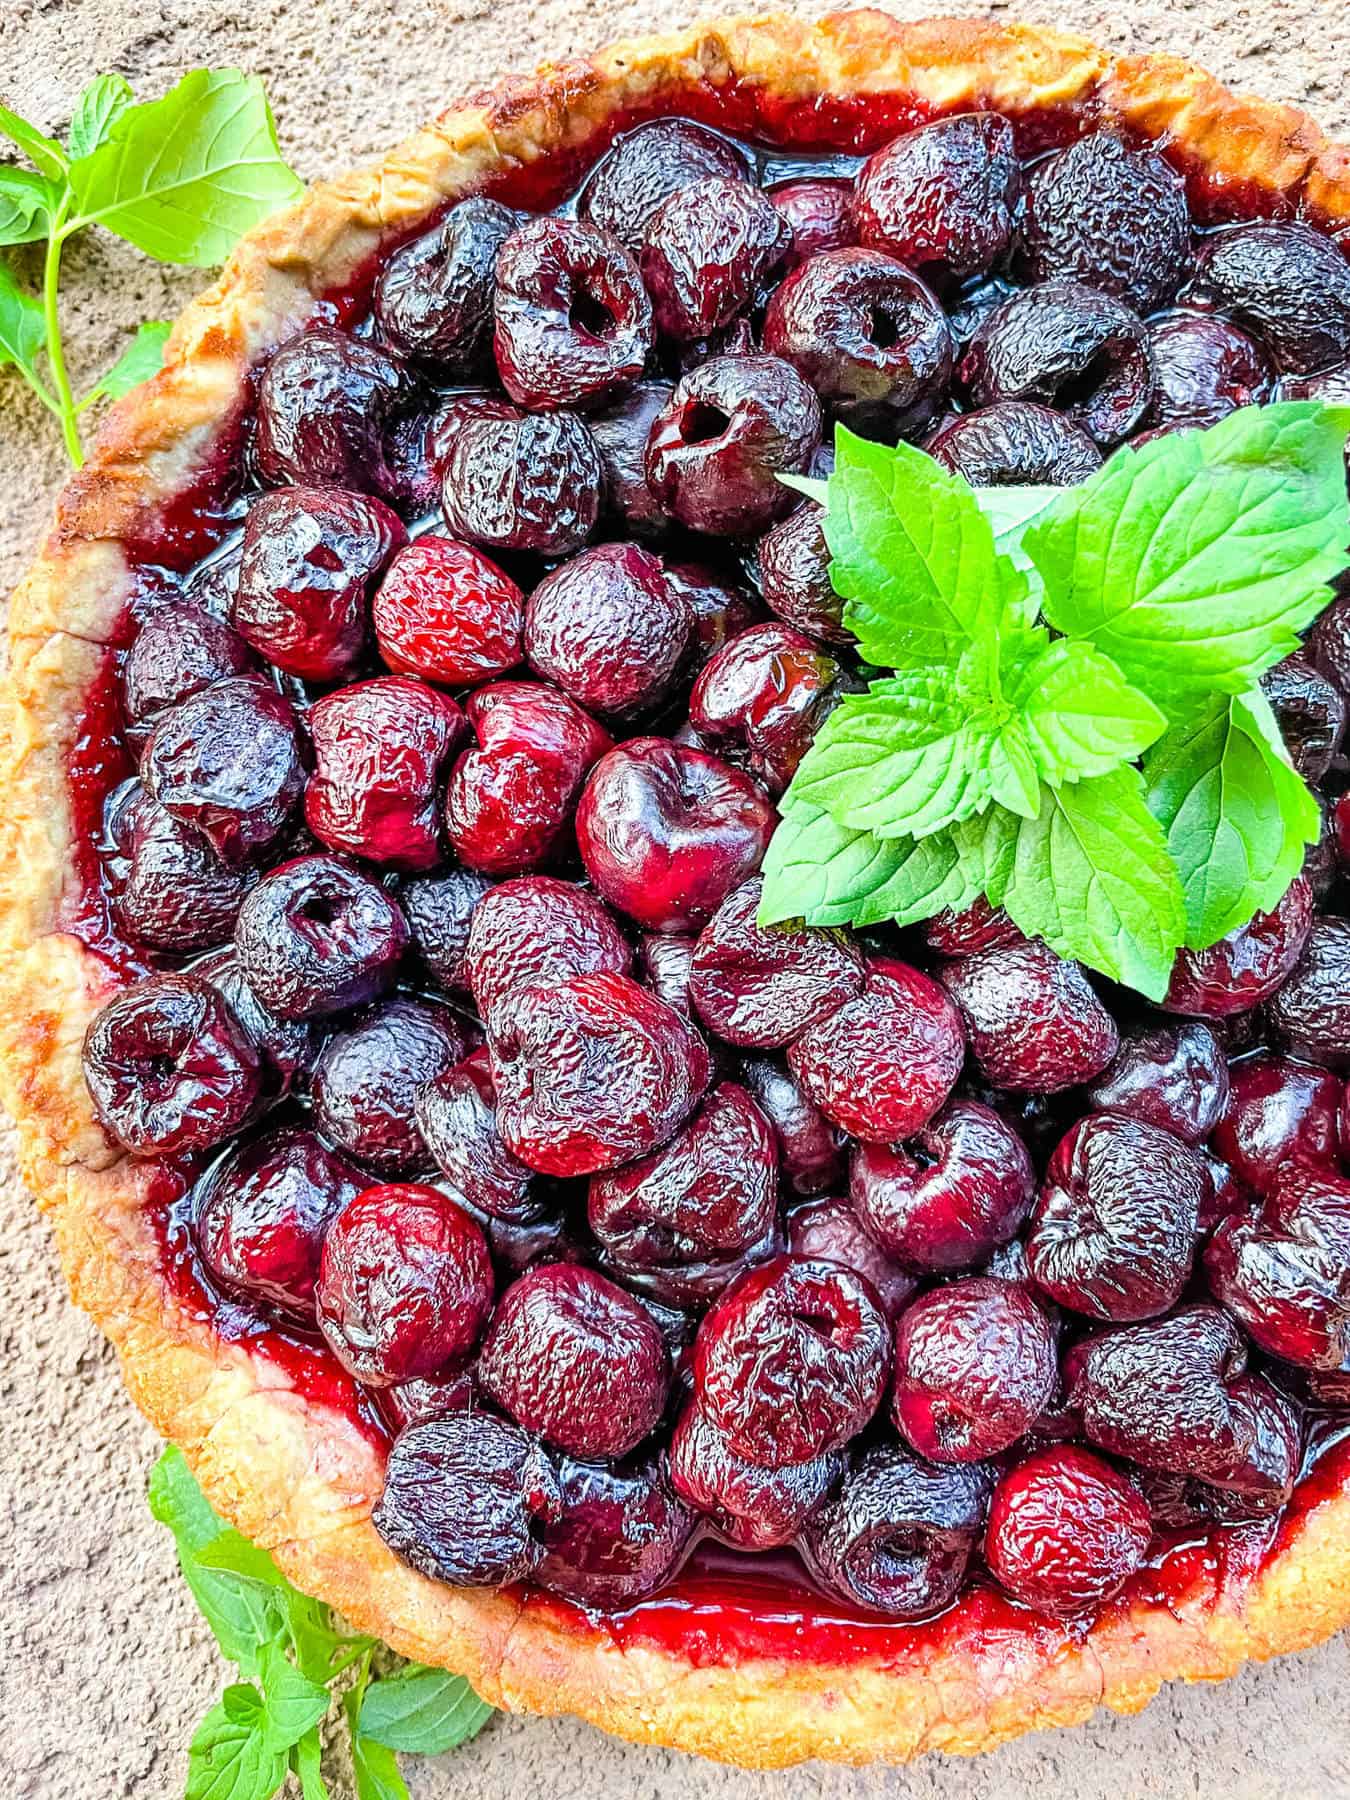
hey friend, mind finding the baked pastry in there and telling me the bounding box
[4,10,1350,1769]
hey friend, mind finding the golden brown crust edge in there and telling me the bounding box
[4,10,1350,1769]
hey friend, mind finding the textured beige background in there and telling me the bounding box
[2,3,1350,1795]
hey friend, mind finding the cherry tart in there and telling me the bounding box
[5,10,1350,1772]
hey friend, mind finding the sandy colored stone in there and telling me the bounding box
[1,2,1349,1795]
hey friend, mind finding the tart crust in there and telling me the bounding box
[4,10,1350,1769]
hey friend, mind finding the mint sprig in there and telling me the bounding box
[0,69,300,465]
[762,405,1350,997]
[150,1446,493,1800]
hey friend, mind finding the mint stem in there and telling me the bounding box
[42,202,83,467]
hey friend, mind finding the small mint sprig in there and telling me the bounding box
[0,69,301,466]
[149,1446,493,1800]
[762,404,1350,1000]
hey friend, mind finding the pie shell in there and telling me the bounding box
[3,9,1350,1769]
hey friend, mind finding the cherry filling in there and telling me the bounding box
[66,84,1350,1653]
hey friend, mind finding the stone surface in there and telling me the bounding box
[1,1,1348,1795]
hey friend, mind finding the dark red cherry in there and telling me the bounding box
[536,1452,695,1607]
[576,737,776,934]
[1187,221,1350,373]
[1086,1020,1230,1143]
[1210,1052,1343,1194]
[374,197,525,372]
[1027,1113,1207,1321]
[1018,132,1191,313]
[1201,1375,1301,1520]
[985,1445,1150,1615]
[374,1411,561,1586]
[1206,1167,1350,1368]
[922,895,1023,958]
[234,485,406,682]
[769,179,854,266]
[1163,876,1313,1018]
[853,113,1020,286]
[444,681,611,876]
[892,1277,1057,1461]
[524,542,692,720]
[143,678,303,864]
[762,248,952,437]
[114,791,254,952]
[255,324,417,494]
[191,948,318,1092]
[639,932,696,1016]
[399,866,493,993]
[801,1445,992,1616]
[689,877,865,1048]
[669,1400,840,1550]
[789,957,964,1143]
[742,1056,847,1197]
[441,402,602,556]
[693,1255,890,1466]
[940,940,1119,1093]
[784,1194,917,1317]
[493,215,652,410]
[416,1047,540,1224]
[1146,311,1271,427]
[589,380,674,539]
[645,353,821,537]
[578,118,751,253]
[234,855,410,1021]
[851,1099,1035,1271]
[925,400,1102,487]
[317,1182,493,1385]
[958,279,1152,446]
[311,995,468,1176]
[373,536,524,688]
[641,178,790,343]
[478,1263,669,1458]
[488,971,711,1176]
[83,974,262,1156]
[463,874,632,1031]
[689,622,844,795]
[1260,654,1346,784]
[305,678,466,870]
[122,602,258,747]
[1069,1304,1252,1476]
[589,1079,779,1278]
[755,502,849,645]
[195,1126,366,1316]
[1267,918,1350,1067]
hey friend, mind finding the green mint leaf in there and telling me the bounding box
[1029,403,1350,699]
[791,678,1009,840]
[1010,637,1167,784]
[351,1735,412,1800]
[358,1666,494,1755]
[86,318,170,401]
[1142,686,1319,949]
[185,1687,289,1800]
[0,260,46,380]
[291,1731,331,1800]
[195,1529,292,1589]
[1000,766,1186,999]
[821,426,1002,674]
[149,1448,287,1677]
[0,104,66,179]
[258,1646,330,1755]
[67,73,134,159]
[67,69,303,266]
[0,167,57,245]
[778,472,829,507]
[758,800,908,927]
[845,829,978,929]
[950,804,1021,906]
[975,483,1061,571]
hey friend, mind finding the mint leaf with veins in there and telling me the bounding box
[1010,636,1167,784]
[819,426,1005,677]
[66,73,134,159]
[1143,685,1320,948]
[1029,402,1350,700]
[758,800,907,927]
[1000,766,1186,999]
